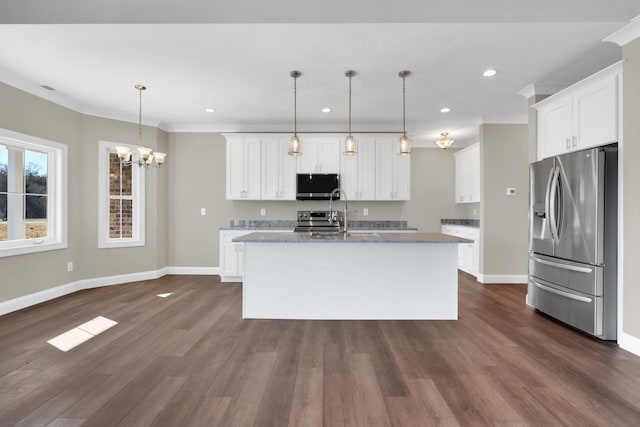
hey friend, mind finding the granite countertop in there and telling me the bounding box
[233,231,470,244]
[441,218,480,228]
[221,219,417,231]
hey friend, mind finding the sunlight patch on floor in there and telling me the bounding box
[47,316,118,352]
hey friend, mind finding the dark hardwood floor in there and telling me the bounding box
[1,273,640,426]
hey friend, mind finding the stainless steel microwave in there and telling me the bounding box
[296,174,340,200]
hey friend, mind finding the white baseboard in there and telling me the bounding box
[476,274,528,284]
[618,331,640,357]
[0,266,218,316]
[166,266,219,275]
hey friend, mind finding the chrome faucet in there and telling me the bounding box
[329,188,348,234]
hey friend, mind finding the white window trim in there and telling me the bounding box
[0,128,68,258]
[98,140,145,249]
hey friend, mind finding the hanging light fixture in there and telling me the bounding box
[116,84,166,168]
[398,70,411,155]
[344,70,357,156]
[288,70,302,156]
[434,132,455,149]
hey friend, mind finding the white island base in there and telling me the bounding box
[240,237,459,320]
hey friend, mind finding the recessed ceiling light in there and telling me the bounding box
[321,107,332,113]
[440,107,451,113]
[483,69,498,77]
[205,108,216,113]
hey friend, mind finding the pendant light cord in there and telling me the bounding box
[293,75,298,137]
[138,87,143,148]
[348,74,352,137]
[402,74,406,137]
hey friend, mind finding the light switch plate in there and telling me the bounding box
[201,208,206,216]
[260,208,266,216]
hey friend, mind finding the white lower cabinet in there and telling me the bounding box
[441,225,480,277]
[219,229,291,282]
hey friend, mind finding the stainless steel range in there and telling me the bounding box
[294,210,343,233]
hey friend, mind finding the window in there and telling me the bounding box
[98,140,145,248]
[0,128,67,257]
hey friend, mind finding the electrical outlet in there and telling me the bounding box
[67,262,74,272]
[363,208,369,216]
[200,208,206,216]
[506,188,516,196]
[260,208,266,216]
[473,208,477,216]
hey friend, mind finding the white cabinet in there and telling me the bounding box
[223,133,411,202]
[536,63,620,160]
[219,230,248,281]
[340,138,376,200]
[441,225,479,277]
[219,229,290,282]
[262,138,296,200]
[375,139,411,201]
[454,143,480,204]
[226,136,262,200]
[296,137,340,173]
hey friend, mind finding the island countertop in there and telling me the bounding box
[233,231,471,244]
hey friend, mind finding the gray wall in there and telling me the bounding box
[167,132,469,266]
[622,37,640,339]
[479,123,529,277]
[0,83,168,303]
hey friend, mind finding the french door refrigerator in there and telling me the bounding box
[528,144,617,340]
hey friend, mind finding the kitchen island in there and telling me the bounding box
[233,231,470,320]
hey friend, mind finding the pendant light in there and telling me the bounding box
[434,132,455,149]
[116,84,166,168]
[398,70,411,155]
[288,70,302,156]
[344,70,357,156]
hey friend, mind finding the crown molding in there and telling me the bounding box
[472,115,528,126]
[517,83,570,98]
[604,14,640,46]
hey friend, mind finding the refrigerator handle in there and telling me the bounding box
[548,166,561,244]
[544,166,554,221]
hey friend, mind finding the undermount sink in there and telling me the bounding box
[346,232,380,238]
[306,231,381,240]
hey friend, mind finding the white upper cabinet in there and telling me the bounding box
[535,62,620,160]
[454,143,480,204]
[262,137,296,200]
[340,137,376,200]
[375,139,411,201]
[226,136,262,200]
[296,137,340,173]
[225,133,411,201]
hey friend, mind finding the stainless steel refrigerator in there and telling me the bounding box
[528,144,617,340]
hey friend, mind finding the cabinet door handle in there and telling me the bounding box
[566,137,571,150]
[572,136,577,148]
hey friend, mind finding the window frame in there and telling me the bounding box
[0,128,68,258]
[98,140,145,249]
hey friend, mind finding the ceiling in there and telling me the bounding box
[0,1,638,146]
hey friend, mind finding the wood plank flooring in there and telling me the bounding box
[2,273,640,426]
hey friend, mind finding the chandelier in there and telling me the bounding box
[116,84,166,168]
